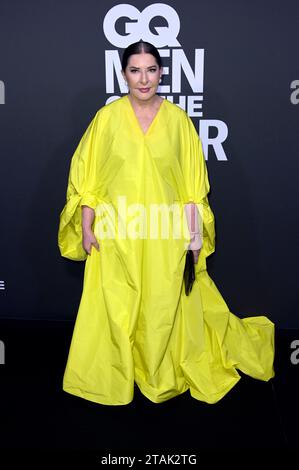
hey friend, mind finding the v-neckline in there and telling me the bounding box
[125,94,165,137]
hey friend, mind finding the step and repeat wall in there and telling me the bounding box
[0,0,298,327]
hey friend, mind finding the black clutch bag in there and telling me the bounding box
[184,250,195,296]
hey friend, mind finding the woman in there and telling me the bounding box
[58,40,274,406]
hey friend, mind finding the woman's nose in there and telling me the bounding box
[140,72,148,84]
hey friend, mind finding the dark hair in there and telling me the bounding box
[121,40,163,71]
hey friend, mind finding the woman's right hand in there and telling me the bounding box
[82,228,100,255]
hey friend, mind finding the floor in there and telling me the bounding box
[0,320,297,463]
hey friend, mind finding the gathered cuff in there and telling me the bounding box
[58,191,100,261]
[80,192,99,210]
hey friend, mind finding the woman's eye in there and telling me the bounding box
[130,69,157,73]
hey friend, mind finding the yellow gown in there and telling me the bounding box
[58,94,275,405]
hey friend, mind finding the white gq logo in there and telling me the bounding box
[103,3,228,161]
[104,3,181,48]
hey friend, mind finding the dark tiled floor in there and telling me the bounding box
[0,320,298,463]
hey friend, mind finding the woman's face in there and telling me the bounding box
[122,52,162,103]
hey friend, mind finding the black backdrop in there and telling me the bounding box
[0,0,298,328]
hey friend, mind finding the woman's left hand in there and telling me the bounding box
[191,249,201,264]
[188,233,202,263]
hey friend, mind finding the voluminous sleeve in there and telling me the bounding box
[182,114,216,267]
[58,111,102,261]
